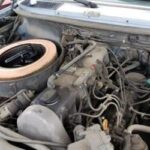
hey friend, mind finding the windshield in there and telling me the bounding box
[100,0,149,3]
[91,0,150,8]
[65,0,150,7]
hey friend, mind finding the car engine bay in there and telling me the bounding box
[0,1,150,150]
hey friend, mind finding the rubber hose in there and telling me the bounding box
[0,125,50,150]
[127,124,150,134]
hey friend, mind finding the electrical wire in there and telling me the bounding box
[108,59,129,78]
[70,101,121,124]
[106,49,150,119]
[137,92,150,99]
[7,16,21,43]
[0,89,28,107]
[107,66,125,104]
[92,82,108,101]
[128,81,150,93]
[130,106,150,117]
[92,65,123,108]
[74,101,122,126]
[92,85,122,109]
[131,97,150,106]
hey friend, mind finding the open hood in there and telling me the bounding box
[0,0,150,150]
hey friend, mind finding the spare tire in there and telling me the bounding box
[0,39,61,97]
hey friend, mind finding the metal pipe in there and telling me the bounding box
[48,40,96,88]
[57,40,96,75]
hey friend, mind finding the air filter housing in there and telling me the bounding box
[0,39,60,97]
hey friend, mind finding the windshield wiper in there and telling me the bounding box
[74,0,98,8]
